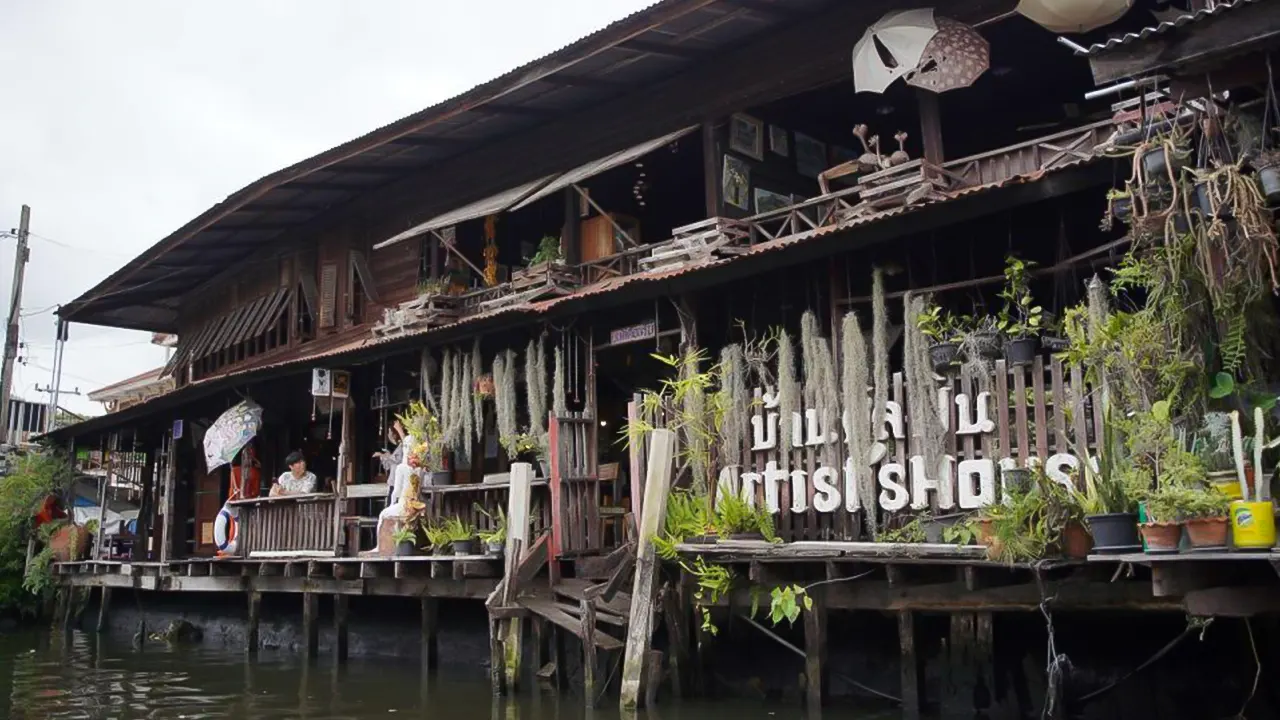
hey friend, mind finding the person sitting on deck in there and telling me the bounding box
[271,451,317,497]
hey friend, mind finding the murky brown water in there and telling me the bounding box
[0,630,899,719]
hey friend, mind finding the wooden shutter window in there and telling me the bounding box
[318,263,338,328]
[350,250,380,303]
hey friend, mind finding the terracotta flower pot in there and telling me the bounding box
[1139,522,1182,553]
[976,518,995,546]
[1184,516,1229,549]
[1062,521,1094,559]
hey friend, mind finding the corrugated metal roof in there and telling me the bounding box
[373,175,558,250]
[1080,0,1259,56]
[49,153,1109,441]
[61,0,834,332]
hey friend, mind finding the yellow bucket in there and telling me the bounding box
[1211,479,1245,501]
[1230,501,1277,549]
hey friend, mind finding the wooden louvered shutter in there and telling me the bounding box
[319,263,338,329]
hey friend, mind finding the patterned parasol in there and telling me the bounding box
[203,400,263,472]
[904,17,990,93]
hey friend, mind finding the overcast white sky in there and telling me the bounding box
[0,0,656,417]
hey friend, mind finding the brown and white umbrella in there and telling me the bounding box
[903,17,990,93]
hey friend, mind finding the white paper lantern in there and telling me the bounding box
[1016,0,1134,33]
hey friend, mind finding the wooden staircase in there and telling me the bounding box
[517,578,629,651]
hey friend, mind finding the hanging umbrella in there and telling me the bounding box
[1016,0,1133,33]
[203,400,263,472]
[904,18,990,93]
[852,8,940,94]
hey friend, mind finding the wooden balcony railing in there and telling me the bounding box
[422,479,552,540]
[231,494,340,558]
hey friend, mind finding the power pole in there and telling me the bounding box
[45,316,68,432]
[0,205,31,438]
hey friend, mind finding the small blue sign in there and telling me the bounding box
[173,419,184,440]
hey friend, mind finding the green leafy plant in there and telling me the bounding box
[713,492,776,540]
[689,556,734,636]
[499,429,545,461]
[441,517,475,543]
[880,516,926,543]
[1183,486,1231,519]
[391,524,418,546]
[653,490,714,559]
[997,256,1043,339]
[943,519,979,546]
[4,453,73,615]
[424,522,451,551]
[767,584,812,626]
[475,505,508,545]
[528,235,563,266]
[916,303,960,343]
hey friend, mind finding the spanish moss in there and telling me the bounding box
[841,311,875,536]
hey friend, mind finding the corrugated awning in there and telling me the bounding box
[373,175,557,250]
[509,126,699,211]
[160,288,293,379]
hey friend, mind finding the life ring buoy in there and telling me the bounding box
[214,503,239,555]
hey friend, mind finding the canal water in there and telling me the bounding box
[0,629,900,719]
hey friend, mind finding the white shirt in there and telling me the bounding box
[275,470,317,495]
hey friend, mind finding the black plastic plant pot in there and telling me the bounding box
[1001,467,1032,494]
[452,539,477,556]
[1041,336,1069,353]
[1111,196,1132,222]
[924,513,964,544]
[485,541,505,557]
[1142,146,1185,184]
[396,540,419,557]
[1085,513,1141,554]
[972,331,1004,360]
[1194,181,1233,220]
[1258,165,1280,204]
[928,342,961,374]
[1004,337,1038,367]
[726,532,766,542]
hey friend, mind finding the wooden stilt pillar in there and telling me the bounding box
[644,650,664,708]
[421,597,438,672]
[581,598,598,708]
[619,428,675,710]
[502,618,523,694]
[61,587,74,630]
[247,591,262,653]
[803,592,828,711]
[489,617,505,695]
[547,624,565,689]
[943,612,979,720]
[899,612,921,720]
[95,588,112,634]
[661,582,691,698]
[333,594,349,664]
[302,593,319,659]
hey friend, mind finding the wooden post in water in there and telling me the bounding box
[943,612,978,720]
[803,591,829,711]
[302,593,319,659]
[159,429,177,565]
[899,612,921,720]
[421,597,438,673]
[247,591,262,653]
[95,588,111,634]
[581,598,598,708]
[333,594,349,663]
[619,428,675,711]
[661,582,691,698]
[500,463,533,693]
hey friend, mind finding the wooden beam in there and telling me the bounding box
[701,120,719,217]
[96,587,111,634]
[247,591,262,654]
[899,612,921,720]
[537,73,630,90]
[616,39,703,58]
[421,597,439,672]
[334,594,349,663]
[582,598,599,708]
[917,90,944,173]
[159,431,177,566]
[620,429,675,711]
[803,590,828,710]
[302,593,319,659]
[1088,0,1280,84]
[661,582,692,698]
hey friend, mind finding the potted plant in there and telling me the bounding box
[997,256,1043,367]
[924,512,967,543]
[1138,136,1189,186]
[500,430,547,477]
[1106,187,1133,224]
[881,516,928,544]
[1196,412,1244,500]
[475,505,508,556]
[713,492,775,541]
[916,303,961,373]
[398,401,450,485]
[392,522,420,557]
[1138,485,1187,553]
[425,523,451,556]
[443,517,477,556]
[1253,149,1280,203]
[1073,415,1142,554]
[527,235,564,268]
[1182,486,1231,550]
[1001,464,1033,494]
[963,315,1004,362]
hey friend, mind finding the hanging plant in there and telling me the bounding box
[776,329,799,449]
[718,344,748,468]
[525,337,548,438]
[801,311,841,461]
[494,350,519,445]
[472,341,485,441]
[439,349,456,450]
[904,293,946,470]
[871,268,890,447]
[841,311,876,537]
[552,345,568,417]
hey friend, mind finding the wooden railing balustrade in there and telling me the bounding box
[232,494,340,558]
[549,414,605,558]
[423,480,552,540]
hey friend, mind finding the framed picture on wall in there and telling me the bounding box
[722,154,751,210]
[795,132,827,179]
[729,113,765,161]
[769,125,789,157]
[753,188,792,214]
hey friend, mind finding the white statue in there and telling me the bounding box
[377,434,422,541]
